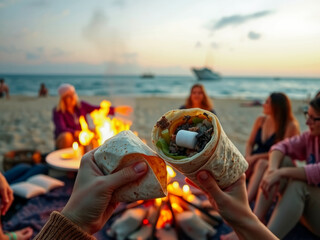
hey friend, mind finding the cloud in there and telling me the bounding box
[248,31,261,40]
[209,10,273,31]
[83,10,108,40]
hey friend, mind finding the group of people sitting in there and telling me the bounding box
[1,82,319,240]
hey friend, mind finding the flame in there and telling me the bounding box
[155,198,162,207]
[156,207,172,228]
[171,202,184,213]
[72,142,79,151]
[79,116,94,146]
[78,100,132,148]
[166,165,176,182]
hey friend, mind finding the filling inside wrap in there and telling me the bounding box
[155,112,214,159]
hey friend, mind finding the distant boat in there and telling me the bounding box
[192,67,221,80]
[140,73,154,79]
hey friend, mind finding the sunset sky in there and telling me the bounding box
[0,0,319,77]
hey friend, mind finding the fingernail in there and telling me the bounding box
[134,162,147,173]
[199,171,208,180]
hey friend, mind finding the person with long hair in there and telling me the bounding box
[252,96,320,239]
[53,83,132,149]
[180,84,216,114]
[245,92,300,203]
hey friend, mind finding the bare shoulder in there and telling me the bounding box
[286,119,300,136]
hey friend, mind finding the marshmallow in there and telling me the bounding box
[176,130,198,149]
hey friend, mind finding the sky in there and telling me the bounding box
[0,0,320,77]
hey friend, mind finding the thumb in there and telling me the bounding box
[196,170,223,199]
[105,161,148,191]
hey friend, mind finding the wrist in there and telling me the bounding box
[61,208,91,234]
[232,213,275,240]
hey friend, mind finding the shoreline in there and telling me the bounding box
[0,95,308,170]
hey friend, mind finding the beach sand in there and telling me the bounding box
[0,95,308,171]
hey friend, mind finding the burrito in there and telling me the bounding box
[151,108,248,189]
[94,130,167,202]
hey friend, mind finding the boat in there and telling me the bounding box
[192,67,221,80]
[140,73,154,79]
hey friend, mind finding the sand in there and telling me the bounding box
[0,95,309,171]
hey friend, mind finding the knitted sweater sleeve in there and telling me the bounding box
[34,211,95,240]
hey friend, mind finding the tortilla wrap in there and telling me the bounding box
[94,130,167,202]
[151,108,248,189]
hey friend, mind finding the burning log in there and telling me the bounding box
[175,211,217,239]
[170,193,222,226]
[107,208,147,240]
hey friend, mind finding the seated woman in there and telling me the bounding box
[53,83,132,149]
[252,96,320,239]
[245,92,300,202]
[180,84,217,114]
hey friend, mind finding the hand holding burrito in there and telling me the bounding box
[152,108,248,189]
[60,149,148,235]
[95,130,167,202]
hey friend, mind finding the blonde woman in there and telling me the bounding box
[53,84,132,149]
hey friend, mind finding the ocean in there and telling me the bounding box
[2,74,319,100]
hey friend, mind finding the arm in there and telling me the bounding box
[35,149,148,239]
[114,105,132,116]
[260,167,306,194]
[245,116,263,164]
[0,173,14,215]
[186,173,278,240]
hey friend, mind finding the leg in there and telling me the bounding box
[299,184,320,237]
[267,180,309,239]
[253,156,293,221]
[55,132,74,149]
[3,163,31,184]
[247,159,268,202]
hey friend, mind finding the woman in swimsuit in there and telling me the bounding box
[245,92,300,202]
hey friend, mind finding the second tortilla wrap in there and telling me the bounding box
[151,108,248,189]
[95,130,167,202]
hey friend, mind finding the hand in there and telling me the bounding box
[0,173,14,215]
[186,172,252,226]
[61,148,148,234]
[260,169,281,199]
[115,106,133,116]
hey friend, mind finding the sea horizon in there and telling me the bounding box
[1,73,319,100]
